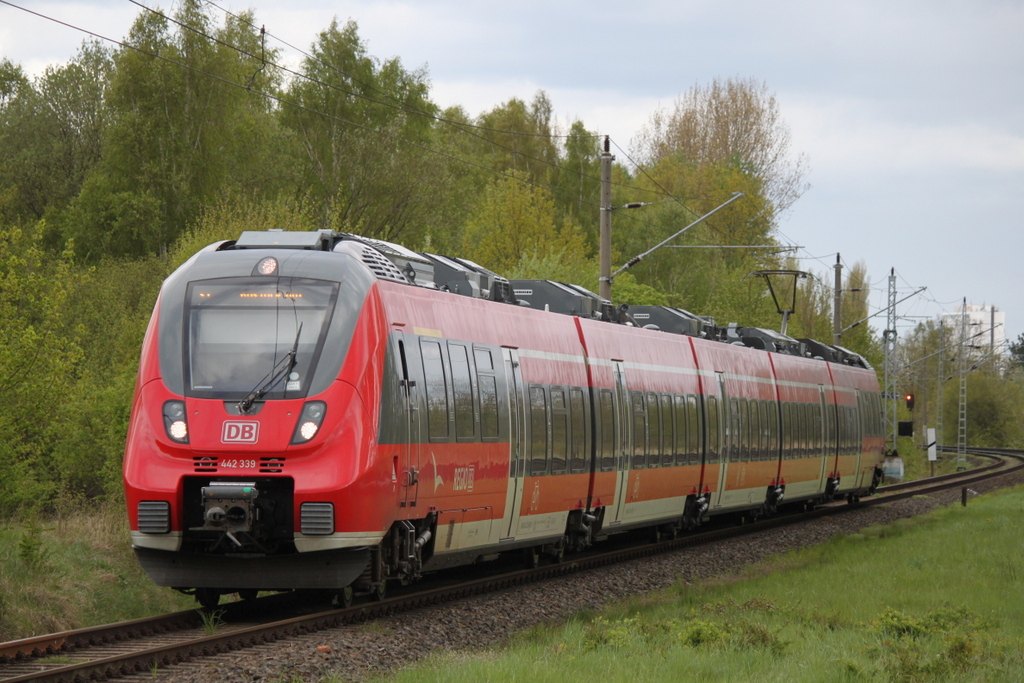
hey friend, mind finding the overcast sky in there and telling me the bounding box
[3,0,1023,344]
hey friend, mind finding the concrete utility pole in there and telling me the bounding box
[883,268,898,454]
[833,254,842,346]
[936,318,944,452]
[598,136,614,301]
[957,298,968,469]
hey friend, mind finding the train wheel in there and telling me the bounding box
[196,588,220,610]
[237,589,258,601]
[370,581,387,602]
[523,546,541,569]
[339,585,354,608]
[545,543,565,564]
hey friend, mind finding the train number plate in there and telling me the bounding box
[220,459,257,469]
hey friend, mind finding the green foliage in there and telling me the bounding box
[62,1,286,259]
[462,171,587,274]
[17,522,50,570]
[199,608,225,634]
[281,18,445,244]
[0,42,110,230]
[1009,333,1024,368]
[168,194,317,272]
[386,487,1024,683]
[900,319,1024,449]
[0,504,195,640]
[0,225,82,515]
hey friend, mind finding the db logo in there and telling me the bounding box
[222,421,259,443]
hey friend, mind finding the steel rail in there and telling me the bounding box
[876,451,1004,493]
[3,449,1022,683]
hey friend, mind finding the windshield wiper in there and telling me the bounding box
[237,323,303,414]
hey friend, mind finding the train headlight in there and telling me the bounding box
[162,400,189,443]
[253,256,278,276]
[291,401,326,444]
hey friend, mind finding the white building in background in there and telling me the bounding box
[939,305,1006,358]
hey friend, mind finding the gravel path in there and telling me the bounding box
[140,470,1024,683]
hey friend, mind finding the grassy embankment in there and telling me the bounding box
[378,485,1024,683]
[0,502,194,641]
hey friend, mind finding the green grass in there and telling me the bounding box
[0,503,196,641]
[380,487,1024,683]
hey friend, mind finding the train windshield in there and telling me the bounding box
[184,277,339,399]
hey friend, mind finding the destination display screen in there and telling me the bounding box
[185,278,339,398]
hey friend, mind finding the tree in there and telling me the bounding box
[461,171,587,275]
[0,225,82,513]
[62,1,285,259]
[281,19,449,244]
[630,77,809,213]
[473,92,559,184]
[0,44,111,228]
[1008,333,1024,368]
[550,120,601,249]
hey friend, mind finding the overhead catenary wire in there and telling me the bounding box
[7,0,838,293]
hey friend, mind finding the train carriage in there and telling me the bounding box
[124,230,884,607]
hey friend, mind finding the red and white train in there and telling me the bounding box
[124,230,885,607]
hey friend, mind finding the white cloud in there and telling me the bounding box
[785,98,1024,176]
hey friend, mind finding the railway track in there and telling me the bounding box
[3,448,1022,683]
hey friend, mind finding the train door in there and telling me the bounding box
[608,361,631,525]
[398,335,421,509]
[816,385,837,493]
[709,372,730,509]
[499,348,527,539]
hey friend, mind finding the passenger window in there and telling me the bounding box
[706,396,720,464]
[474,347,493,371]
[687,395,700,465]
[661,394,674,467]
[599,389,616,472]
[449,343,475,440]
[529,386,548,476]
[673,395,687,466]
[632,392,647,469]
[421,340,449,441]
[648,393,661,467]
[479,374,498,440]
[743,400,753,462]
[551,388,568,474]
[570,389,586,473]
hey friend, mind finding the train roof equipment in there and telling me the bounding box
[421,253,516,303]
[510,279,616,321]
[214,230,872,367]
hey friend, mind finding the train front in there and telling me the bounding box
[124,232,384,601]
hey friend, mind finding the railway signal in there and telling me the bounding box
[904,393,915,411]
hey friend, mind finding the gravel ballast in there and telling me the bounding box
[143,470,1024,683]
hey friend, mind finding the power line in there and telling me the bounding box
[132,0,686,202]
[0,0,593,206]
[200,0,598,141]
[607,137,725,230]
